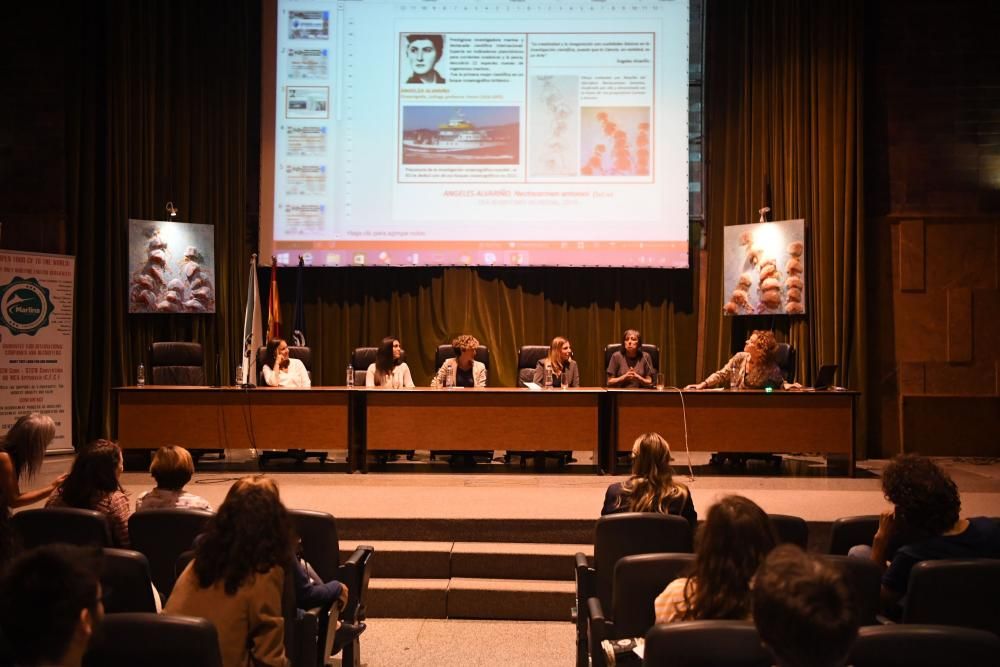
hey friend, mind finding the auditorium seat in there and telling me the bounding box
[827,514,879,555]
[822,554,882,626]
[768,513,808,548]
[101,548,159,613]
[12,507,111,549]
[775,342,796,382]
[643,620,771,667]
[129,508,213,600]
[255,345,327,465]
[603,344,660,384]
[289,509,375,666]
[83,613,222,667]
[902,558,1000,635]
[587,552,694,667]
[150,341,205,386]
[848,624,1000,667]
[575,513,693,665]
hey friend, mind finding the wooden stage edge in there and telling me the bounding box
[114,387,858,475]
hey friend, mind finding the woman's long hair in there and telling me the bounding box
[547,337,569,374]
[680,495,776,620]
[0,413,55,482]
[375,336,400,378]
[193,476,294,595]
[263,338,285,370]
[57,440,124,509]
[618,433,685,512]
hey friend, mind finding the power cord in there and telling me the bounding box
[663,386,695,482]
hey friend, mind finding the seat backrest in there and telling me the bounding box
[128,509,213,600]
[774,343,796,382]
[604,344,660,377]
[849,624,1000,667]
[516,345,549,385]
[768,514,808,549]
[612,552,694,637]
[288,509,341,583]
[643,620,771,667]
[12,508,112,549]
[902,558,1000,634]
[82,613,222,667]
[827,515,879,555]
[101,548,159,613]
[150,342,205,386]
[351,347,378,384]
[822,554,882,626]
[594,513,693,612]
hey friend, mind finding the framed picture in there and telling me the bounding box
[128,219,216,314]
[722,220,805,316]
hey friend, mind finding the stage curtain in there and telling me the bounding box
[702,0,867,452]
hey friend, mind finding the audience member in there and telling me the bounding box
[0,496,16,572]
[135,445,212,512]
[654,494,774,623]
[851,454,1000,615]
[46,439,131,547]
[753,544,859,667]
[0,412,66,507]
[0,545,104,667]
[602,432,696,526]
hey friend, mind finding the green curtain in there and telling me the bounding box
[702,0,867,453]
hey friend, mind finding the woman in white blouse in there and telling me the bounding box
[366,336,415,388]
[262,338,311,388]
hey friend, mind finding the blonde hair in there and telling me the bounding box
[618,432,686,512]
[149,445,195,490]
[547,336,569,373]
[0,413,56,481]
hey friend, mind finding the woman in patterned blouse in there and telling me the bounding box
[46,439,131,547]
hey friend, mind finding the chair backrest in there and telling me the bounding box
[516,345,549,385]
[101,548,159,613]
[256,345,312,383]
[768,514,808,549]
[82,613,222,667]
[822,554,882,626]
[849,624,1000,667]
[827,514,879,555]
[774,343,796,382]
[612,552,694,637]
[594,513,693,613]
[352,347,378,385]
[643,620,771,667]
[12,508,112,549]
[902,558,1000,634]
[150,342,205,386]
[604,344,660,377]
[128,509,213,600]
[288,509,341,583]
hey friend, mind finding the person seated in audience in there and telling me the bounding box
[602,432,696,526]
[686,329,795,390]
[365,336,415,388]
[0,545,104,667]
[533,336,580,387]
[262,337,311,388]
[431,334,487,387]
[0,496,17,572]
[606,329,655,388]
[654,494,774,623]
[850,454,1000,616]
[46,439,131,547]
[0,412,67,508]
[135,445,212,512]
[753,544,859,667]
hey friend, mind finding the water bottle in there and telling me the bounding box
[544,364,553,389]
[136,363,145,387]
[235,363,243,386]
[346,364,354,387]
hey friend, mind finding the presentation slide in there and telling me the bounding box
[261,0,690,268]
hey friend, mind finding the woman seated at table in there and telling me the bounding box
[533,336,580,387]
[606,329,655,388]
[262,338,311,388]
[602,432,696,527]
[431,334,487,388]
[686,330,793,390]
[366,336,415,388]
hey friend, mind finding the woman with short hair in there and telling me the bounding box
[365,336,415,388]
[606,329,655,388]
[136,445,212,512]
[602,432,696,527]
[46,439,131,547]
[431,334,487,387]
[0,412,65,508]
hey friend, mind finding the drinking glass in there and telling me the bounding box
[561,372,570,390]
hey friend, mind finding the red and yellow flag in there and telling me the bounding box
[266,256,281,341]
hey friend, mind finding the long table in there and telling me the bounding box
[114,386,857,474]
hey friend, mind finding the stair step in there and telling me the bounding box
[367,578,449,618]
[342,540,452,578]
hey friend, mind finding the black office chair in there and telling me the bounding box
[587,553,694,667]
[775,342,796,382]
[603,344,660,385]
[574,514,693,666]
[431,343,492,464]
[849,624,1000,667]
[101,548,159,613]
[12,507,112,549]
[128,508,214,600]
[504,345,574,467]
[768,514,808,548]
[354,346,415,464]
[289,509,375,667]
[150,341,206,386]
[643,620,771,667]
[83,613,222,667]
[827,514,879,555]
[902,558,1000,635]
[255,345,327,466]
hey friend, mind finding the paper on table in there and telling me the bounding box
[522,382,542,391]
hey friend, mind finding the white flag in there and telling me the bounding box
[241,254,263,385]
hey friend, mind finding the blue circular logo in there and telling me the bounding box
[0,277,54,335]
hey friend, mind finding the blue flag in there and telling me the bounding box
[291,255,306,346]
